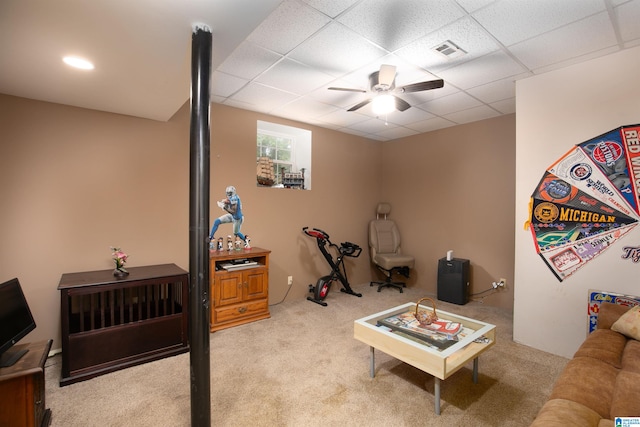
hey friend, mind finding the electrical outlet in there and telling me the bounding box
[287,276,293,286]
[498,278,506,288]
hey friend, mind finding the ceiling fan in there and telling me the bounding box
[328,64,444,114]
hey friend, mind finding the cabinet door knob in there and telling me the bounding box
[238,306,247,314]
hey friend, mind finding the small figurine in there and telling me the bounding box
[226,235,233,251]
[235,235,243,251]
[244,235,251,250]
[209,185,247,245]
[217,237,224,251]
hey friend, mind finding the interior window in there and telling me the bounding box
[256,121,311,190]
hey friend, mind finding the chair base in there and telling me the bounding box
[370,279,405,293]
[370,265,410,293]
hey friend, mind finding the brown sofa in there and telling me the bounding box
[531,302,640,426]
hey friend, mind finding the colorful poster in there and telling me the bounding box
[528,125,640,281]
[577,126,639,214]
[529,177,637,253]
[621,125,640,214]
[547,147,635,218]
[539,225,637,280]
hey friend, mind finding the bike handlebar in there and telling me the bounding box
[302,226,329,240]
[340,242,362,258]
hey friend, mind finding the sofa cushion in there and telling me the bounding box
[621,339,640,374]
[530,398,604,426]
[549,357,618,419]
[597,302,632,330]
[610,371,640,417]
[574,329,626,368]
[611,305,640,340]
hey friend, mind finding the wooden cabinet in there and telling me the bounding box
[58,264,189,386]
[0,340,52,427]
[210,247,270,331]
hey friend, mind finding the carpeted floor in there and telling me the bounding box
[45,284,567,426]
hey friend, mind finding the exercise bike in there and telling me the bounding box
[302,227,362,306]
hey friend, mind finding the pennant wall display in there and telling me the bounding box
[528,125,640,281]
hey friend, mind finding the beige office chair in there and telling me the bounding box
[369,203,415,293]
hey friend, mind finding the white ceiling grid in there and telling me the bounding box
[214,0,640,140]
[1,0,639,140]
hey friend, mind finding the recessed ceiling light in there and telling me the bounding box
[63,56,94,70]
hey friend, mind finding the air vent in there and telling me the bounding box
[432,40,466,59]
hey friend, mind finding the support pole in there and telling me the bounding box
[189,25,212,427]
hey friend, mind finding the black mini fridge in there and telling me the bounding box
[437,258,470,305]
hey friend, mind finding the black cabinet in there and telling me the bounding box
[58,264,189,386]
[437,258,470,305]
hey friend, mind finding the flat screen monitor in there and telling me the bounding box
[0,278,36,367]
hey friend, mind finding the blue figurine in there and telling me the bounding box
[209,186,246,244]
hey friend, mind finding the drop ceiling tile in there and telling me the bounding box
[300,0,361,18]
[490,97,515,114]
[395,17,501,73]
[438,50,527,89]
[256,58,336,95]
[616,0,640,43]
[375,125,420,140]
[247,0,331,55]
[418,91,481,116]
[528,45,619,76]
[472,0,605,46]
[272,97,339,122]
[337,0,463,52]
[405,116,456,133]
[218,41,282,80]
[509,12,617,70]
[466,77,517,103]
[349,117,398,133]
[385,106,435,126]
[337,127,374,138]
[624,39,640,49]
[443,104,500,124]
[455,0,496,13]
[230,82,298,112]
[288,22,388,77]
[316,108,371,128]
[212,71,248,98]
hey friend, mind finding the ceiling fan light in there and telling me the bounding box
[63,56,94,70]
[372,94,395,115]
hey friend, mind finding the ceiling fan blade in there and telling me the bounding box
[399,79,444,93]
[347,99,372,112]
[378,64,396,87]
[328,87,367,93]
[393,96,411,112]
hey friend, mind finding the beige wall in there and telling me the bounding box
[0,92,515,351]
[0,95,192,351]
[208,104,382,305]
[380,114,516,309]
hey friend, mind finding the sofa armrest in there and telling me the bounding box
[597,302,631,330]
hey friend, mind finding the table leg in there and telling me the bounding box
[434,377,441,415]
[369,346,375,378]
[473,357,479,384]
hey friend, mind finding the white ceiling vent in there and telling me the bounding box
[432,40,466,59]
